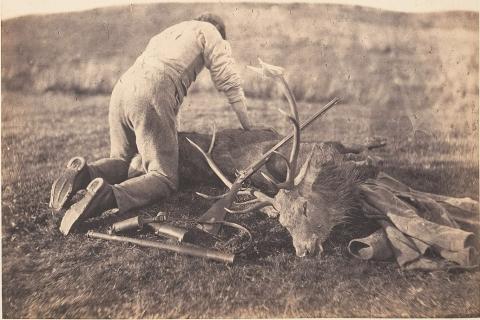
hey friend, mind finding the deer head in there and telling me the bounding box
[188,59,355,257]
[268,143,361,257]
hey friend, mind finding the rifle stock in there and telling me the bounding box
[196,179,243,234]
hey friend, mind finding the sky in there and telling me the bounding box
[1,0,479,19]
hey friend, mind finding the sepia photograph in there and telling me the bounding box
[1,0,479,317]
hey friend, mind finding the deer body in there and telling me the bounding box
[179,129,376,256]
[181,57,379,258]
[181,60,479,262]
[177,129,376,189]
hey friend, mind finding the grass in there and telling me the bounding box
[2,91,479,318]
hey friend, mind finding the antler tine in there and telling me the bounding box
[275,108,301,190]
[237,187,255,196]
[208,122,216,154]
[233,198,263,206]
[196,192,229,200]
[229,183,277,213]
[278,76,299,121]
[260,170,280,191]
[271,149,290,164]
[251,189,276,203]
[186,124,233,189]
[225,200,275,214]
[234,186,276,204]
[294,144,315,186]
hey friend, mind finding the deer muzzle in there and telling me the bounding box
[293,236,324,257]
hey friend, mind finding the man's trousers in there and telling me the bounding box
[87,65,180,213]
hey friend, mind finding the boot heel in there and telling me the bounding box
[59,178,113,235]
[67,157,86,172]
[49,156,88,212]
[86,177,104,194]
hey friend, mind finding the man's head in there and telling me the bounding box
[195,12,226,40]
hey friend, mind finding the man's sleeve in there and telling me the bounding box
[199,25,246,105]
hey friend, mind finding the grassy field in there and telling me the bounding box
[2,90,479,318]
[2,2,479,318]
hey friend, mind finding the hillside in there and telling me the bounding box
[2,3,478,133]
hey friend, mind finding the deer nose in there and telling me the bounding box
[294,244,309,257]
[306,241,324,257]
[296,243,318,257]
[297,251,307,258]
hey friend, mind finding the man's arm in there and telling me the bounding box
[199,24,255,129]
[230,98,253,130]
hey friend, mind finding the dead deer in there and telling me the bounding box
[187,59,363,257]
[186,60,479,260]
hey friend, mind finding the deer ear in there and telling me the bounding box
[294,144,316,187]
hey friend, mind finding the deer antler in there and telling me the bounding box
[249,58,299,120]
[248,59,304,191]
[227,107,301,214]
[186,123,233,189]
[188,59,341,235]
[225,201,274,214]
[271,109,300,190]
[226,60,303,214]
[187,124,275,219]
[227,184,278,215]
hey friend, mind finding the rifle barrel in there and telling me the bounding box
[243,96,340,179]
[87,231,235,264]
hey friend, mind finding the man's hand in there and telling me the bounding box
[231,99,252,130]
[230,98,277,134]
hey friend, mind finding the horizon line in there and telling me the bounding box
[2,0,479,20]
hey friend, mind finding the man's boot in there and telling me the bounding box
[50,156,91,213]
[59,178,117,235]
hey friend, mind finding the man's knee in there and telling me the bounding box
[127,154,145,178]
[150,171,178,194]
[127,154,178,191]
[112,171,176,213]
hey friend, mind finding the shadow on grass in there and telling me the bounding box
[382,161,479,199]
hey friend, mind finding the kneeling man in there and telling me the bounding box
[50,13,259,235]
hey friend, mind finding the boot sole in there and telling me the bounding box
[59,178,105,235]
[49,157,86,213]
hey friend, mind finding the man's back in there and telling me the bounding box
[138,21,207,76]
[131,20,244,105]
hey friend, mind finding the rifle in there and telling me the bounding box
[188,97,340,235]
